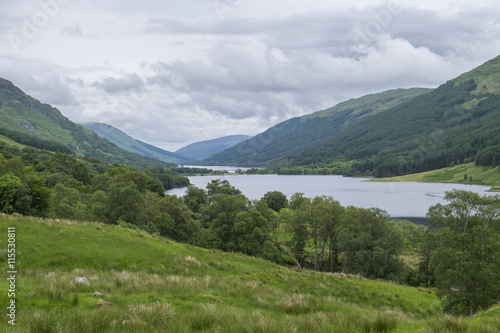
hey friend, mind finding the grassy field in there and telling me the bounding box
[1,214,499,332]
[371,163,500,188]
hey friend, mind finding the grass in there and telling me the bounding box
[371,163,500,188]
[0,134,28,149]
[1,214,499,332]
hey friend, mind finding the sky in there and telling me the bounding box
[1,0,500,151]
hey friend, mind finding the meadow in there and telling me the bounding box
[1,214,499,332]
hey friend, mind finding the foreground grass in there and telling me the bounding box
[371,163,500,188]
[0,214,499,332]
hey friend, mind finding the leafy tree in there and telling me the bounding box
[183,186,208,214]
[206,179,242,199]
[52,183,80,219]
[106,181,144,225]
[262,191,288,212]
[312,196,344,272]
[0,173,22,213]
[428,190,500,315]
[45,153,91,184]
[156,195,199,242]
[287,193,310,267]
[339,207,405,281]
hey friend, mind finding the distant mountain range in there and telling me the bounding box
[82,122,191,165]
[175,135,252,161]
[0,78,171,169]
[202,55,500,178]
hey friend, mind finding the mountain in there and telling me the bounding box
[202,88,431,166]
[82,122,191,164]
[273,55,500,177]
[0,78,173,168]
[176,134,252,161]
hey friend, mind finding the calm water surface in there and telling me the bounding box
[165,175,495,218]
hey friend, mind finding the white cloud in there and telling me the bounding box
[1,0,500,151]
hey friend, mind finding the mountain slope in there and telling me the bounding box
[274,55,500,177]
[176,134,252,161]
[82,122,191,164]
[0,78,171,168]
[202,88,431,166]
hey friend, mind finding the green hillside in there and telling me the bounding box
[176,134,252,161]
[272,56,500,178]
[0,78,172,169]
[2,214,499,332]
[82,122,191,164]
[202,88,431,166]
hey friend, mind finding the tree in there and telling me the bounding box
[106,181,144,224]
[339,207,404,281]
[183,186,208,213]
[428,190,500,315]
[156,195,199,242]
[312,196,344,272]
[0,173,22,213]
[262,191,288,212]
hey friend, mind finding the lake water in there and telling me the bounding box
[165,174,495,218]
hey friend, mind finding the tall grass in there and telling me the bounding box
[1,214,499,332]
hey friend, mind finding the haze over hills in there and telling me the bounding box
[82,122,191,165]
[202,88,431,166]
[0,78,174,169]
[176,134,252,161]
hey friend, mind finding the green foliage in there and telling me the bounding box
[339,207,405,281]
[0,141,189,224]
[428,190,500,315]
[0,173,22,213]
[262,190,288,212]
[45,153,91,184]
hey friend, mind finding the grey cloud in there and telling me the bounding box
[93,73,145,94]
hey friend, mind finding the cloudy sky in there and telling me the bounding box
[1,0,500,151]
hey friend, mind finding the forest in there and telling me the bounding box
[271,80,500,177]
[1,141,499,316]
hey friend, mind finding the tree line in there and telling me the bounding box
[0,143,189,221]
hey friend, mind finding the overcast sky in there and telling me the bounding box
[1,0,500,151]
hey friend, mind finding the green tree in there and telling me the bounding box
[287,193,310,268]
[312,196,344,272]
[0,173,22,213]
[262,191,288,212]
[183,186,208,214]
[339,207,404,281]
[45,153,91,184]
[428,190,500,315]
[106,181,144,225]
[156,195,199,242]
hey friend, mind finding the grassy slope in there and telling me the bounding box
[0,134,27,149]
[305,88,431,120]
[0,78,171,169]
[1,215,499,332]
[372,162,500,188]
[82,122,189,164]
